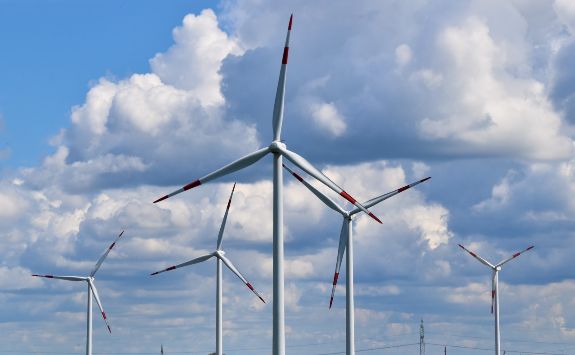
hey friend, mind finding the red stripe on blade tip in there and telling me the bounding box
[183,179,201,191]
[102,312,107,320]
[368,212,383,224]
[247,283,254,291]
[513,252,520,258]
[108,242,116,250]
[166,266,176,271]
[288,14,293,30]
[339,191,357,204]
[332,273,339,285]
[282,47,289,64]
[293,172,304,182]
[398,185,410,193]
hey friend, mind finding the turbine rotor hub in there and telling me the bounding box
[269,141,286,153]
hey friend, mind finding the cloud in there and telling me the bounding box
[3,1,575,353]
[150,9,243,106]
[309,101,347,137]
[419,17,573,160]
[22,10,258,194]
[0,267,43,290]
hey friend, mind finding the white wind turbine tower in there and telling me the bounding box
[32,231,124,355]
[284,163,430,355]
[458,244,534,355]
[152,15,382,355]
[151,183,265,355]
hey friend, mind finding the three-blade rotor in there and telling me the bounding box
[151,15,382,225]
[32,231,124,333]
[151,184,265,303]
[283,164,431,308]
[458,244,534,313]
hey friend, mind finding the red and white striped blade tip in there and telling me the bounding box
[329,296,334,309]
[288,14,293,30]
[153,180,202,203]
[150,266,176,276]
[247,283,266,304]
[32,274,51,278]
[340,191,382,224]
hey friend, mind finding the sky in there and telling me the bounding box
[1,0,575,354]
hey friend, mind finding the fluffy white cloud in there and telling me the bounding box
[309,101,347,137]
[419,17,573,159]
[24,10,258,193]
[554,0,575,35]
[4,1,575,353]
[150,9,243,106]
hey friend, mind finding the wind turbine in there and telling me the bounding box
[32,231,124,355]
[284,163,430,355]
[458,244,534,355]
[152,14,382,355]
[151,183,265,355]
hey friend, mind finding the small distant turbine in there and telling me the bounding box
[32,231,125,355]
[458,244,534,355]
[284,163,429,355]
[151,184,265,355]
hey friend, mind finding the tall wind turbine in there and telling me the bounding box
[151,183,265,355]
[458,244,534,355]
[152,15,382,355]
[284,163,430,355]
[32,231,124,355]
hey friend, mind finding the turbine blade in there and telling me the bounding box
[88,279,111,334]
[90,230,125,277]
[496,245,534,268]
[283,164,346,215]
[350,177,432,216]
[281,148,382,224]
[150,254,214,276]
[272,14,293,141]
[216,183,236,250]
[153,147,270,203]
[31,274,86,282]
[330,219,349,309]
[457,244,494,268]
[219,254,266,303]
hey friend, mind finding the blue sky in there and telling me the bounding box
[1,0,575,354]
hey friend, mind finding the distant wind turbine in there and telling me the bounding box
[152,14,381,355]
[32,231,125,355]
[458,244,534,355]
[284,163,430,355]
[151,183,265,355]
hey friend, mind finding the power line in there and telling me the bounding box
[427,342,567,355]
[317,342,420,354]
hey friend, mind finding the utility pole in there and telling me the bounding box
[420,319,425,355]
